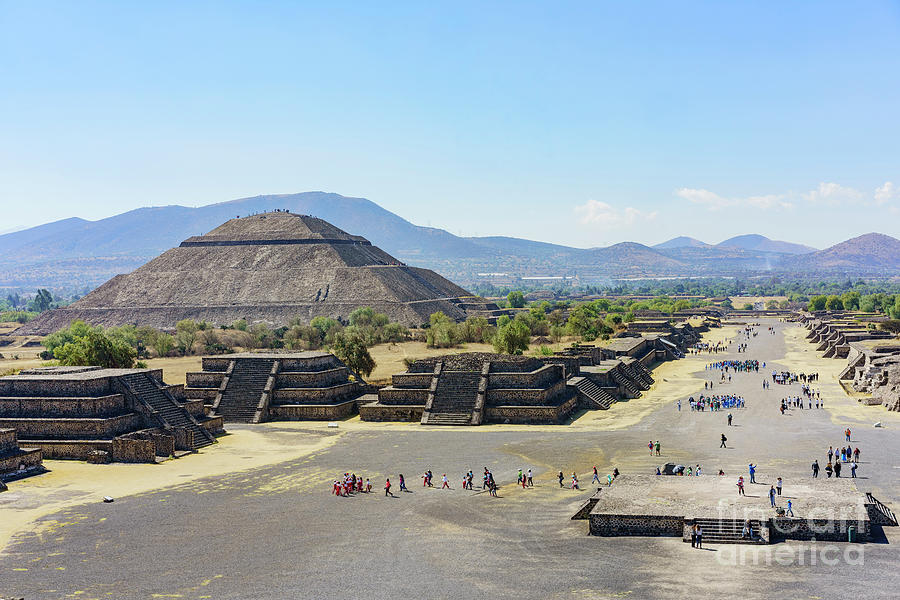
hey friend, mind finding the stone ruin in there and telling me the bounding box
[184,352,365,423]
[844,343,900,411]
[802,314,900,411]
[18,212,495,334]
[0,366,224,463]
[360,352,578,425]
[0,428,43,484]
[801,314,893,359]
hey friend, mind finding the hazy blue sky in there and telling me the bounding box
[1,1,898,248]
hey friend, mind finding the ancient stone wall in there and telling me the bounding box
[485,395,576,424]
[268,399,358,420]
[358,401,423,422]
[271,382,358,404]
[589,513,683,537]
[0,394,127,417]
[770,518,868,542]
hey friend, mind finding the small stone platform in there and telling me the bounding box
[0,428,43,483]
[576,474,891,544]
[184,352,365,423]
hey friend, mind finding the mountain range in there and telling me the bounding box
[653,234,816,255]
[1,192,899,293]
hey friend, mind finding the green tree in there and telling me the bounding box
[808,295,828,311]
[425,311,459,348]
[50,323,136,368]
[333,330,376,380]
[151,332,175,357]
[825,295,844,311]
[30,289,53,312]
[507,290,526,309]
[175,319,200,354]
[493,320,530,354]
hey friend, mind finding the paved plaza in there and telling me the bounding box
[2,319,900,599]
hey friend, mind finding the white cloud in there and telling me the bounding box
[802,182,864,205]
[875,181,897,205]
[574,200,657,228]
[676,188,792,211]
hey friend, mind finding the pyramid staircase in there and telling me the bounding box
[629,361,655,387]
[622,363,652,390]
[119,372,215,449]
[611,369,641,398]
[569,377,616,410]
[691,519,768,544]
[422,371,481,425]
[215,359,276,423]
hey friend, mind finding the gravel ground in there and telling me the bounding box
[2,319,900,599]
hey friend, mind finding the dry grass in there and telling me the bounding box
[144,355,204,386]
[0,328,46,375]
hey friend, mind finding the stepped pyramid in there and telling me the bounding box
[22,212,472,333]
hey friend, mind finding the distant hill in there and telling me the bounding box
[788,233,900,271]
[653,236,710,249]
[0,192,897,292]
[717,234,816,255]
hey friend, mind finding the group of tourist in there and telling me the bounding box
[332,473,372,496]
[771,370,817,385]
[691,341,729,354]
[686,394,745,411]
[707,359,762,373]
[780,396,824,411]
[811,438,861,479]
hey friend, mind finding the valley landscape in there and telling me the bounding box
[2,3,900,600]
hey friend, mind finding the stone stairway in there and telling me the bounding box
[121,373,215,449]
[569,377,616,409]
[629,361,655,387]
[216,359,275,423]
[622,364,651,390]
[423,371,481,425]
[692,519,767,544]
[611,370,641,398]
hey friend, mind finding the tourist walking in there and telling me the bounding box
[527,469,533,487]
[727,413,733,426]
[399,474,407,492]
[748,463,756,484]
[776,477,783,495]
[655,441,661,456]
[834,461,842,478]
[786,500,794,517]
[591,466,601,484]
[648,440,654,455]
[558,471,565,487]
[696,524,703,549]
[441,474,450,489]
[691,523,698,548]
[385,478,393,497]
[769,486,777,507]
[571,472,580,490]
[851,462,858,478]
[737,476,745,496]
[720,433,727,448]
[812,460,819,477]
[825,462,833,478]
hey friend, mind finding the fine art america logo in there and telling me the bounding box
[713,499,868,566]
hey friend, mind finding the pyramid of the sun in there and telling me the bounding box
[22,212,472,333]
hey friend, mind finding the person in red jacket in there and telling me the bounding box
[385,478,393,497]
